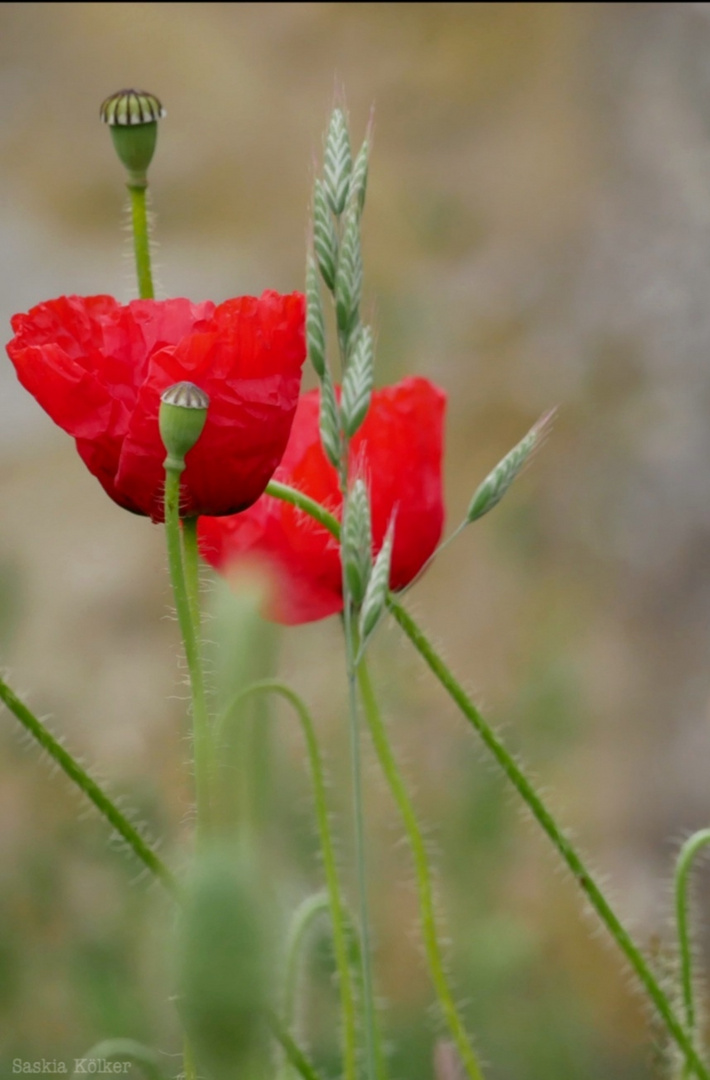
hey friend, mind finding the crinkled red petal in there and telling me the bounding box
[198,377,446,625]
[6,292,306,521]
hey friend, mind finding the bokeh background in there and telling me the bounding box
[2,2,710,1076]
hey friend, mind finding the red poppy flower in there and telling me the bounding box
[198,377,446,624]
[6,292,306,521]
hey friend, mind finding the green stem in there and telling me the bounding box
[73,1040,165,1080]
[343,609,378,1080]
[0,675,176,896]
[388,596,708,1080]
[128,184,155,300]
[217,680,358,1080]
[267,1009,327,1080]
[265,480,340,538]
[183,1035,197,1080]
[163,470,213,842]
[676,828,710,1064]
[264,479,709,1074]
[358,658,485,1080]
[182,517,203,633]
[283,893,330,1030]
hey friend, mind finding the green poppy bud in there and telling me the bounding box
[177,845,270,1080]
[159,382,209,473]
[100,89,165,188]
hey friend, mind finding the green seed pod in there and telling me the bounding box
[319,370,342,468]
[343,479,373,606]
[313,179,339,292]
[100,89,165,187]
[159,382,209,473]
[466,409,555,524]
[334,203,362,339]
[323,107,353,216]
[359,518,394,645]
[306,256,327,378]
[341,326,374,437]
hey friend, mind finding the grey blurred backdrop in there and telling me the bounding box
[2,3,710,1076]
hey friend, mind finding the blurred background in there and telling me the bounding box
[1,2,710,1076]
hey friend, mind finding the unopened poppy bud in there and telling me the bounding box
[100,89,165,187]
[178,845,270,1080]
[159,382,209,473]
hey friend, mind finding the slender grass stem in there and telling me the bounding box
[357,658,485,1080]
[128,184,155,300]
[217,680,358,1080]
[343,607,378,1080]
[282,894,330,1035]
[388,596,708,1080]
[676,828,710,1075]
[163,473,212,842]
[0,675,176,896]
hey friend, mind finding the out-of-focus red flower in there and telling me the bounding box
[7,292,306,521]
[199,377,446,624]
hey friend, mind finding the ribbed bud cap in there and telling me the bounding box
[100,89,165,186]
[100,89,165,126]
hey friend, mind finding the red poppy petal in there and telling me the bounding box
[352,377,445,589]
[6,293,304,520]
[113,292,306,521]
[199,377,446,624]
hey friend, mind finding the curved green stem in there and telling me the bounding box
[267,1009,327,1080]
[0,675,176,896]
[163,470,213,842]
[265,480,340,539]
[282,893,330,1034]
[73,1040,165,1080]
[217,680,358,1080]
[358,658,485,1080]
[265,450,710,1075]
[129,184,155,300]
[388,596,708,1080]
[676,828,710,1060]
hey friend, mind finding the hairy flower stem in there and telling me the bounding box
[163,476,213,842]
[267,1010,327,1080]
[263,482,707,1076]
[388,597,708,1080]
[182,1037,197,1080]
[265,480,340,536]
[282,894,330,1034]
[163,501,211,1080]
[357,659,485,1080]
[217,681,358,1080]
[0,675,176,895]
[676,829,710,1075]
[129,184,155,300]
